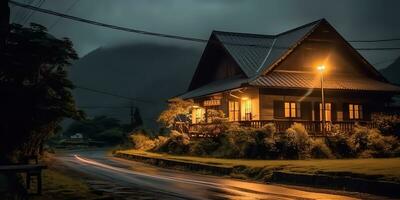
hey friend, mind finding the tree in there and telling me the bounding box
[157,98,195,133]
[0,0,9,50]
[0,23,82,162]
[132,107,143,128]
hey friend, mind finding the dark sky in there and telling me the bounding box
[10,0,400,69]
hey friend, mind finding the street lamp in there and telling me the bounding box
[317,65,326,135]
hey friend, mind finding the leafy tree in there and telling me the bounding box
[0,23,82,162]
[64,115,129,144]
[132,107,143,128]
[158,98,195,133]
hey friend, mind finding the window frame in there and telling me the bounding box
[349,104,363,120]
[228,101,240,122]
[243,99,252,121]
[319,102,332,122]
[284,101,301,118]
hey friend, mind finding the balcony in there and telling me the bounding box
[187,120,377,138]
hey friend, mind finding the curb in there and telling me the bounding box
[114,152,400,198]
[272,171,400,198]
[114,152,233,175]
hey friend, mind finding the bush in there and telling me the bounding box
[311,140,334,159]
[157,131,190,155]
[130,134,155,150]
[372,113,400,136]
[213,127,255,158]
[95,128,126,144]
[275,123,312,159]
[326,132,355,158]
[188,138,219,156]
[350,125,398,157]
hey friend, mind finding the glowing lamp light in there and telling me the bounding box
[241,97,249,100]
[192,105,199,108]
[317,65,326,72]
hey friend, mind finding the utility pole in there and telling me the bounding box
[0,0,10,51]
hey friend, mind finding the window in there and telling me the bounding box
[284,102,301,118]
[349,104,363,120]
[243,99,252,120]
[192,107,205,124]
[319,103,332,121]
[319,103,331,121]
[228,101,239,121]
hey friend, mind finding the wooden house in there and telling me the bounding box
[177,19,400,136]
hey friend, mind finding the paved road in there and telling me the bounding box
[54,149,384,200]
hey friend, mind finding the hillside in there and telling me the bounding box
[380,57,400,84]
[69,43,201,129]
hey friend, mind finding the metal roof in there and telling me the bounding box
[213,20,320,77]
[250,71,400,92]
[178,76,249,99]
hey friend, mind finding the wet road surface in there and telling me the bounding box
[54,149,387,200]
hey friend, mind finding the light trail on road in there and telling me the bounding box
[68,152,366,200]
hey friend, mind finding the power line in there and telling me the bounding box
[348,38,400,43]
[13,0,35,23]
[48,0,80,31]
[22,0,45,26]
[10,0,400,51]
[74,85,160,104]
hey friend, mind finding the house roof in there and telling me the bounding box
[213,19,321,77]
[178,19,400,99]
[179,76,248,99]
[250,71,400,92]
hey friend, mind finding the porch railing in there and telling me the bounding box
[188,120,377,137]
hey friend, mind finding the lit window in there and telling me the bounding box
[243,99,252,121]
[349,104,363,120]
[228,101,239,121]
[192,108,205,124]
[284,102,300,118]
[319,103,332,121]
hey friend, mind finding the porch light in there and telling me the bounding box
[317,65,325,72]
[241,97,249,100]
[192,105,199,108]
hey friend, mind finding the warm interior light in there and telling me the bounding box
[241,97,249,100]
[317,65,326,72]
[192,105,199,108]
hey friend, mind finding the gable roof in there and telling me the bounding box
[178,19,400,99]
[213,19,321,77]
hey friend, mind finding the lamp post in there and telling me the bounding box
[317,65,326,135]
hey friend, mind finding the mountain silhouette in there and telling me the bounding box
[69,43,201,129]
[380,56,400,84]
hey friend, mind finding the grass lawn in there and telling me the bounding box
[117,149,400,182]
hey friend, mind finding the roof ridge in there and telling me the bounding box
[276,18,325,36]
[212,18,324,39]
[212,30,275,38]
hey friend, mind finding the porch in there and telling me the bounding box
[187,120,377,138]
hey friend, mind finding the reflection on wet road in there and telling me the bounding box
[54,149,377,200]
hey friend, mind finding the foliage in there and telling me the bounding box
[132,107,143,128]
[350,125,397,157]
[311,140,334,159]
[0,23,82,162]
[130,134,155,151]
[205,109,226,123]
[157,98,195,132]
[64,115,130,144]
[325,132,355,158]
[372,113,400,136]
[189,138,219,156]
[275,123,312,159]
[156,131,191,155]
[97,128,125,144]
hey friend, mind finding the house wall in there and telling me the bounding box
[258,89,386,121]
